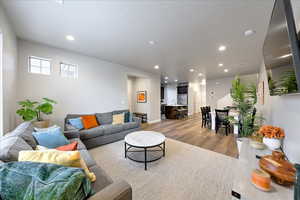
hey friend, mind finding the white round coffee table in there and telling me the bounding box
[124,131,166,170]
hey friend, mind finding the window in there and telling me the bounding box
[28,56,51,75]
[60,62,78,79]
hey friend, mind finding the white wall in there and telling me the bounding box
[0,3,18,133]
[188,81,206,115]
[127,76,161,123]
[257,63,300,164]
[206,77,233,108]
[17,40,160,127]
[165,84,177,105]
[127,77,134,112]
[206,74,258,108]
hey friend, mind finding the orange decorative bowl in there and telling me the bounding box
[251,169,271,192]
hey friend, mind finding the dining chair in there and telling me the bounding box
[205,106,211,128]
[200,107,207,127]
[215,109,230,135]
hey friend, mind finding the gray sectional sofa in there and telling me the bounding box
[64,110,141,149]
[0,122,132,200]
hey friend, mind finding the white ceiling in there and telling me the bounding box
[2,0,300,83]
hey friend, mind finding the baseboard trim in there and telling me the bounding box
[148,119,161,124]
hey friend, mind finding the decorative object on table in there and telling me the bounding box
[137,91,147,103]
[295,164,300,200]
[251,169,271,192]
[258,125,285,150]
[259,151,296,186]
[257,81,265,105]
[250,132,266,150]
[16,98,57,128]
[230,77,264,137]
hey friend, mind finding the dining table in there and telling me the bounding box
[210,109,239,135]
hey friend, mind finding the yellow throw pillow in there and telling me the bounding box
[112,113,125,125]
[18,150,96,182]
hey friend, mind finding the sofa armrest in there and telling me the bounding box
[132,117,141,126]
[64,130,80,139]
[88,179,132,200]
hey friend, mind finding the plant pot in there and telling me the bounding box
[33,120,50,128]
[263,137,281,150]
[236,138,243,154]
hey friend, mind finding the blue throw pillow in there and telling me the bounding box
[33,127,70,148]
[129,112,133,122]
[124,112,129,123]
[68,117,83,129]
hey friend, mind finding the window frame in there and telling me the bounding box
[28,56,52,75]
[60,62,78,79]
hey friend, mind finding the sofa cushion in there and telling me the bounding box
[79,126,105,140]
[56,141,78,151]
[68,117,84,130]
[81,115,99,130]
[79,149,96,168]
[0,136,33,162]
[112,113,125,125]
[32,127,70,148]
[101,124,123,135]
[18,150,96,182]
[10,122,37,149]
[122,122,139,130]
[89,165,113,193]
[112,110,129,115]
[69,138,87,150]
[95,112,113,125]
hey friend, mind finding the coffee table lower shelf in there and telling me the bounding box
[124,142,165,170]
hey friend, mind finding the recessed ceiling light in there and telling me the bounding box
[164,81,168,84]
[218,45,226,51]
[244,29,256,37]
[66,35,75,41]
[165,77,168,80]
[149,41,155,45]
[279,54,292,59]
[218,63,224,67]
[174,79,178,82]
[154,65,159,69]
[55,0,64,4]
[198,73,203,76]
[189,69,195,72]
[224,69,229,73]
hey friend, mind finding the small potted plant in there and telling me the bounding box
[16,98,57,128]
[258,125,285,150]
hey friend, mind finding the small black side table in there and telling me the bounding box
[133,112,148,123]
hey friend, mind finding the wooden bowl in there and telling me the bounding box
[259,151,296,186]
[251,169,271,192]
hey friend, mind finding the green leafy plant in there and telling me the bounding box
[268,70,298,96]
[278,70,298,94]
[230,77,263,137]
[16,98,57,121]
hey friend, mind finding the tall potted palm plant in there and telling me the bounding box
[16,98,57,128]
[230,77,264,147]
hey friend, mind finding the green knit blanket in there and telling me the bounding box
[0,162,94,200]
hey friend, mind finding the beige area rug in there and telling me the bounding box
[89,138,237,200]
